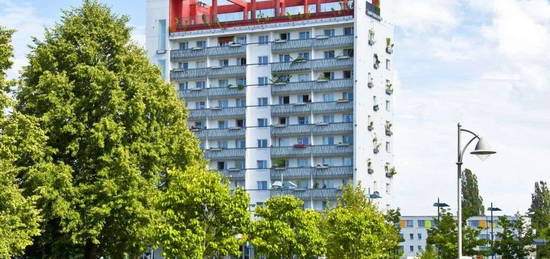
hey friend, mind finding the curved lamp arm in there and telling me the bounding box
[458,128,479,163]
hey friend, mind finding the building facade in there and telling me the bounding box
[146,0,395,211]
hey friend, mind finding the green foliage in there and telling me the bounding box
[16,1,203,257]
[417,245,438,259]
[385,208,404,257]
[0,26,42,257]
[461,169,485,220]
[324,184,399,259]
[426,209,486,258]
[155,165,250,258]
[528,181,550,258]
[250,195,326,259]
[493,214,535,259]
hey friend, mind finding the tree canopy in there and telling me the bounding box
[462,169,484,220]
[493,214,535,259]
[15,1,203,258]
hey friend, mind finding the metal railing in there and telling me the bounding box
[193,127,245,140]
[170,44,246,61]
[270,188,342,200]
[188,106,246,120]
[271,35,353,52]
[204,148,246,160]
[170,65,246,81]
[271,122,353,137]
[179,86,245,99]
[271,101,353,116]
[271,144,353,158]
[271,79,353,95]
[270,166,353,179]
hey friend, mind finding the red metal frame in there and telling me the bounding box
[169,0,357,32]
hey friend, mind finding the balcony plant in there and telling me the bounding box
[385,122,393,136]
[386,38,394,54]
[368,77,374,88]
[237,83,246,90]
[373,54,380,69]
[272,158,287,169]
[385,83,393,95]
[368,121,374,131]
[373,104,379,112]
[291,57,307,65]
[368,29,375,46]
[317,75,330,82]
[373,143,381,154]
[367,159,374,174]
[386,167,397,178]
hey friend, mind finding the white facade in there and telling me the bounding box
[146,0,395,211]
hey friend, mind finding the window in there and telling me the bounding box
[157,20,166,52]
[257,181,268,190]
[236,160,245,169]
[386,100,391,111]
[279,32,290,40]
[324,50,335,59]
[237,57,246,66]
[179,42,188,49]
[258,35,269,44]
[195,101,205,109]
[258,118,268,127]
[219,59,229,67]
[258,77,268,86]
[218,141,228,149]
[343,92,353,100]
[418,220,426,228]
[323,115,334,123]
[323,93,335,102]
[343,157,352,166]
[157,59,166,79]
[409,233,414,240]
[236,119,245,128]
[257,139,268,148]
[297,137,310,145]
[300,94,311,103]
[178,62,188,70]
[236,78,246,86]
[298,74,309,82]
[217,99,229,108]
[418,246,423,252]
[236,36,247,44]
[236,140,246,148]
[196,81,206,89]
[343,114,353,122]
[279,96,290,104]
[218,79,229,88]
[343,135,353,144]
[323,72,335,80]
[298,52,310,60]
[386,59,391,70]
[322,158,334,166]
[344,27,353,35]
[343,70,352,79]
[258,56,268,65]
[418,233,422,240]
[257,160,268,169]
[217,161,225,170]
[298,117,309,125]
[343,48,354,57]
[196,61,206,68]
[196,40,206,48]
[235,98,245,107]
[178,82,188,92]
[299,31,310,39]
[386,141,392,153]
[323,136,335,145]
[298,159,309,167]
[258,97,268,106]
[279,54,291,62]
[218,121,227,129]
[406,220,414,228]
[323,29,335,37]
[278,117,287,125]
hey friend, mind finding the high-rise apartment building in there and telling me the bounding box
[146,0,395,211]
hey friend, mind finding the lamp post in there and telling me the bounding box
[433,197,449,221]
[456,123,496,258]
[487,203,501,259]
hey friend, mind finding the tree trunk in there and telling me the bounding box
[84,240,98,259]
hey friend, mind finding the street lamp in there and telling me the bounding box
[433,197,449,221]
[456,123,496,258]
[487,203,501,259]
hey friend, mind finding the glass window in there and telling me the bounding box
[257,181,268,190]
[178,62,188,70]
[236,140,246,148]
[409,233,414,240]
[218,121,227,129]
[299,31,310,39]
[298,74,309,82]
[323,93,335,102]
[343,114,353,122]
[236,36,247,44]
[343,157,353,166]
[406,220,414,227]
[323,115,334,123]
[258,97,268,106]
[298,117,309,125]
[298,159,309,167]
[386,59,391,70]
[196,61,206,68]
[218,141,228,149]
[219,59,229,67]
[157,59,166,79]
[179,42,189,49]
[257,139,268,148]
[323,29,335,37]
[418,233,422,240]
[343,136,353,144]
[237,160,245,169]
[196,40,206,48]
[236,119,245,128]
[217,99,229,108]
[237,78,246,86]
[322,158,334,166]
[279,54,291,62]
[258,35,269,44]
[386,100,391,111]
[257,160,268,169]
[258,56,268,65]
[297,137,309,145]
[218,79,229,88]
[344,27,353,35]
[157,20,166,52]
[258,77,268,86]
[323,136,335,145]
[237,57,246,66]
[258,118,268,127]
[343,92,353,100]
[324,50,335,59]
[195,101,205,109]
[343,70,352,79]
[178,82,188,92]
[418,220,426,228]
[235,98,245,107]
[298,52,310,59]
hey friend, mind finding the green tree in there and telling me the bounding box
[426,209,486,258]
[0,26,41,258]
[462,168,484,220]
[385,208,404,258]
[156,165,250,259]
[528,181,550,258]
[324,184,399,259]
[250,195,326,259]
[417,245,438,259]
[493,214,535,259]
[16,1,203,258]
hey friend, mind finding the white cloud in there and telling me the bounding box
[384,0,462,32]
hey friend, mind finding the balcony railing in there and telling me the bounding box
[270,166,353,179]
[271,79,353,95]
[271,35,353,53]
[271,57,353,73]
[204,148,246,160]
[171,44,246,61]
[188,106,246,120]
[271,144,353,158]
[272,38,314,52]
[313,35,354,49]
[270,188,342,200]
[179,86,245,99]
[271,101,353,116]
[272,122,353,137]
[193,127,245,140]
[170,65,246,81]
[219,169,245,180]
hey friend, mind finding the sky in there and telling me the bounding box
[1,0,549,216]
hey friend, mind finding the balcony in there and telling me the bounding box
[272,38,314,52]
[271,60,311,73]
[193,127,245,140]
[271,101,353,116]
[170,65,246,81]
[204,148,245,160]
[270,166,353,179]
[311,57,353,71]
[271,144,353,158]
[313,35,354,49]
[270,188,341,200]
[219,169,245,180]
[208,65,246,78]
[272,122,353,137]
[171,68,209,80]
[271,79,353,95]
[179,86,245,100]
[171,45,246,61]
[188,106,246,120]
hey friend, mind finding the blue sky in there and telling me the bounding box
[1,0,549,216]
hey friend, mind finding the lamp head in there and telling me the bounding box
[470,137,496,161]
[488,207,502,212]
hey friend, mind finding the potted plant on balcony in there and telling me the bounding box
[273,158,287,169]
[367,159,374,174]
[368,29,376,46]
[386,82,393,95]
[237,83,246,90]
[293,143,307,148]
[386,167,397,178]
[368,77,374,88]
[373,104,379,112]
[373,54,380,69]
[368,121,374,131]
[385,121,393,136]
[316,75,329,83]
[291,57,307,65]
[373,136,380,154]
[386,37,394,54]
